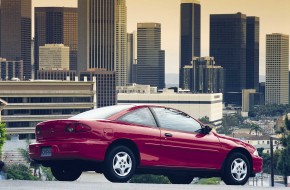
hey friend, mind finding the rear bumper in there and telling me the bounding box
[29,140,108,162]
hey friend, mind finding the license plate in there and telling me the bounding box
[41,147,52,157]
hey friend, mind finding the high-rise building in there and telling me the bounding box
[0,58,23,81]
[246,17,260,91]
[210,13,259,104]
[179,0,201,89]
[78,0,127,86]
[39,44,70,70]
[115,0,127,86]
[80,69,117,108]
[35,7,78,76]
[137,23,165,89]
[182,57,224,93]
[266,33,289,105]
[0,0,31,80]
[127,32,137,84]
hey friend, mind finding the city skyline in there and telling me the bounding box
[33,0,290,77]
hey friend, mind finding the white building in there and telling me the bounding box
[39,44,70,70]
[117,83,157,94]
[266,33,289,105]
[118,89,223,126]
[0,98,8,122]
[242,136,282,154]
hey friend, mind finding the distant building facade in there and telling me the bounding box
[35,7,78,74]
[0,58,23,81]
[118,91,223,126]
[210,13,259,104]
[115,0,127,86]
[39,44,70,70]
[182,57,224,93]
[37,70,76,81]
[117,83,157,94]
[137,23,165,89]
[179,0,201,89]
[80,69,116,108]
[246,17,260,91]
[0,81,95,136]
[242,89,256,113]
[266,33,289,105]
[0,0,32,80]
[127,32,137,84]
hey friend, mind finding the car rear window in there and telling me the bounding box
[70,105,134,120]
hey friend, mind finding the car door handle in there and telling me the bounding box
[164,133,173,137]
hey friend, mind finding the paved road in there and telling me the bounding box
[0,173,287,190]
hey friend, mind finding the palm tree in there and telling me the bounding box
[249,123,263,136]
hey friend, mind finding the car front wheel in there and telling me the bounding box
[223,152,250,185]
[103,145,136,182]
[51,166,82,181]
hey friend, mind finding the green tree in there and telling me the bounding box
[5,164,39,180]
[199,116,210,124]
[277,115,290,186]
[0,122,6,158]
[249,123,263,136]
[217,114,240,135]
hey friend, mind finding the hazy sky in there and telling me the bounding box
[33,0,290,76]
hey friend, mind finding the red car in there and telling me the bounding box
[29,105,262,185]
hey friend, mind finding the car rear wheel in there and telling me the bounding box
[104,145,136,182]
[167,174,194,184]
[51,166,82,181]
[223,152,250,185]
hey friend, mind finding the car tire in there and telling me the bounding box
[103,145,136,183]
[223,152,250,185]
[167,174,194,184]
[51,166,82,181]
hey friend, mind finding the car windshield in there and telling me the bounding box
[70,105,134,120]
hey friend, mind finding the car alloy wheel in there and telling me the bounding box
[223,152,250,185]
[230,158,247,181]
[112,151,132,177]
[104,145,136,183]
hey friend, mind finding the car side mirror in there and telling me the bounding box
[201,125,212,134]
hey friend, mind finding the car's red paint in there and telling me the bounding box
[29,104,262,181]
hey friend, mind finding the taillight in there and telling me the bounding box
[65,123,91,133]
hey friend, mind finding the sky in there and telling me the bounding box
[33,0,290,77]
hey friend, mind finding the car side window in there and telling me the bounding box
[118,108,157,127]
[152,107,201,133]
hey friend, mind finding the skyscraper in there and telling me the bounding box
[266,33,289,105]
[35,7,78,76]
[210,13,259,104]
[0,0,31,80]
[78,0,127,85]
[78,0,114,72]
[127,32,137,84]
[246,17,260,91]
[182,57,224,93]
[115,0,127,86]
[179,0,201,89]
[137,23,165,89]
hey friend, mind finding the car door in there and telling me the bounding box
[151,107,223,169]
[116,107,162,167]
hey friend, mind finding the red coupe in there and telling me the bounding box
[29,105,262,185]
